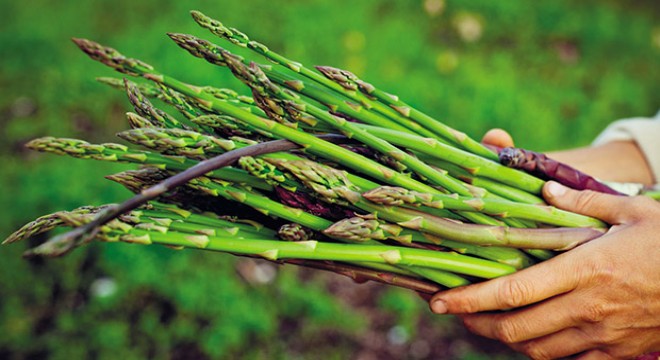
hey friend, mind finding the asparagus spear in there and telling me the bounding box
[315,65,499,161]
[3,205,103,245]
[499,147,622,195]
[26,136,272,191]
[120,207,269,239]
[144,202,274,236]
[117,127,237,160]
[323,215,533,269]
[362,186,606,228]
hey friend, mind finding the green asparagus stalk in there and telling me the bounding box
[26,136,272,192]
[126,231,515,278]
[323,215,533,269]
[144,202,274,236]
[117,127,237,160]
[315,65,499,161]
[120,208,269,239]
[362,186,605,228]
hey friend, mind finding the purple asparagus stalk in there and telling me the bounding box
[499,147,622,195]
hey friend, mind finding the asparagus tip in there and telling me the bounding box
[72,37,154,76]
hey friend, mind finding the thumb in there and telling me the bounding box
[481,128,514,148]
[543,181,630,225]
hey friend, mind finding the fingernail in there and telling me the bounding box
[546,181,566,198]
[431,299,447,314]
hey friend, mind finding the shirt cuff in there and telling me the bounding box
[592,115,660,183]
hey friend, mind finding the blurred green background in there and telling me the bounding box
[1,0,658,359]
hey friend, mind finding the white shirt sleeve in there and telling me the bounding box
[592,113,660,183]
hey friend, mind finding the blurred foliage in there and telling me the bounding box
[0,0,657,358]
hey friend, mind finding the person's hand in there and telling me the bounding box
[429,181,660,359]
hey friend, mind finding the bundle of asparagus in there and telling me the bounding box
[5,10,625,294]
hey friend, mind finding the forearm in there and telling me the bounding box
[548,140,655,185]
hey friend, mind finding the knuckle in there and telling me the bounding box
[580,257,615,284]
[520,342,552,360]
[580,302,608,323]
[607,345,640,360]
[592,325,625,346]
[497,279,532,308]
[493,318,522,343]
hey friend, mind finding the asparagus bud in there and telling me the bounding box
[117,127,236,159]
[125,79,186,129]
[278,223,315,241]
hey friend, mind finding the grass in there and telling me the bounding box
[0,0,657,358]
